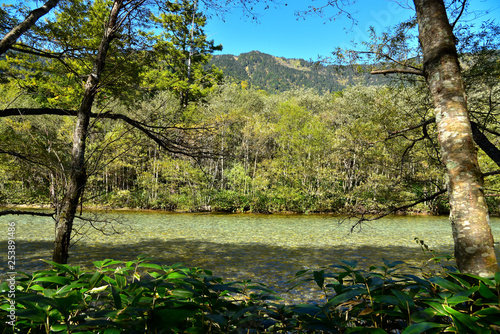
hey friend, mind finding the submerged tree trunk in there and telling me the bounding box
[414,0,499,275]
[52,0,124,263]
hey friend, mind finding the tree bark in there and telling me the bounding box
[52,0,123,264]
[0,0,60,55]
[413,0,499,276]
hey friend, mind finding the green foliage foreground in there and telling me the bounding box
[1,256,500,333]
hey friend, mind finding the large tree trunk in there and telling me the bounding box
[413,0,499,276]
[52,0,124,264]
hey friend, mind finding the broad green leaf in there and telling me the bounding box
[402,322,449,334]
[391,289,415,310]
[478,282,497,300]
[14,309,46,323]
[111,286,122,309]
[445,295,473,305]
[87,285,108,294]
[313,270,325,289]
[166,272,188,279]
[34,276,71,285]
[428,277,465,293]
[382,259,405,268]
[291,304,322,316]
[474,307,500,316]
[205,314,227,326]
[50,324,68,332]
[345,327,388,333]
[325,288,367,308]
[425,301,449,316]
[172,288,194,299]
[411,308,437,323]
[115,274,127,290]
[372,294,399,306]
[89,272,105,289]
[103,329,123,334]
[443,305,485,333]
[138,263,163,270]
[341,260,358,268]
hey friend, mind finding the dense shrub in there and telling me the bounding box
[1,256,499,333]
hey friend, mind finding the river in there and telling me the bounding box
[2,212,500,303]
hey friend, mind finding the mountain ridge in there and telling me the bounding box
[209,50,384,93]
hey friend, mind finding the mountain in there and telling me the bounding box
[209,50,385,93]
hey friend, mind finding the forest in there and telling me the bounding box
[1,0,500,332]
[209,51,388,93]
[1,39,500,216]
[2,81,487,215]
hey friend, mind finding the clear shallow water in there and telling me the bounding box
[2,212,500,303]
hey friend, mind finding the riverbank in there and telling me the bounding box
[0,202,447,216]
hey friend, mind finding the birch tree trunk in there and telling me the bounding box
[52,0,124,264]
[413,0,499,276]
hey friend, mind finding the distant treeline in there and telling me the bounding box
[7,81,498,215]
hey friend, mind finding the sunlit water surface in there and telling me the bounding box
[2,212,500,303]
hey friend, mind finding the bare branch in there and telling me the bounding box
[0,107,217,158]
[387,117,435,138]
[371,68,424,76]
[451,0,467,29]
[483,170,500,177]
[0,210,54,217]
[345,188,447,232]
[471,121,500,168]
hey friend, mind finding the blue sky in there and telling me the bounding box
[2,0,499,60]
[204,0,499,60]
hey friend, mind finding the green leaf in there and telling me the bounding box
[478,282,497,300]
[115,274,127,290]
[103,329,123,334]
[206,314,227,326]
[474,307,500,316]
[382,259,405,268]
[166,272,188,279]
[15,309,46,323]
[138,263,163,270]
[172,288,194,299]
[402,322,449,334]
[89,271,105,289]
[428,277,465,293]
[425,301,449,316]
[391,289,415,310]
[42,260,79,278]
[341,259,358,268]
[50,324,68,332]
[372,294,399,306]
[411,308,437,323]
[313,270,325,289]
[443,305,485,333]
[34,276,71,285]
[111,285,122,309]
[345,327,388,333]
[445,295,473,305]
[325,288,367,307]
[292,304,322,316]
